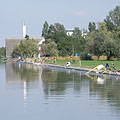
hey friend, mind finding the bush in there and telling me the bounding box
[80,52,92,60]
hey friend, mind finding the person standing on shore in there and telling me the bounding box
[54,57,56,64]
[70,55,73,61]
[51,57,54,64]
[112,63,116,72]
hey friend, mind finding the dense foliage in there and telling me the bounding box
[0,47,6,58]
[11,6,120,60]
[42,22,85,57]
[41,6,120,60]
[12,39,39,58]
[41,41,58,57]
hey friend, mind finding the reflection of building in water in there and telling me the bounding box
[24,80,27,112]
[97,77,105,84]
[6,23,45,58]
[6,61,23,86]
[6,61,43,111]
[86,74,106,85]
[6,61,43,87]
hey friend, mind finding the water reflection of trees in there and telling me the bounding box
[89,74,120,112]
[12,63,40,82]
[7,64,120,113]
[41,68,89,97]
[11,62,120,113]
[12,62,120,110]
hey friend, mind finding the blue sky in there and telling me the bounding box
[0,0,120,47]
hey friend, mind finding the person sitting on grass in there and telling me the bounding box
[105,63,110,71]
[66,61,71,67]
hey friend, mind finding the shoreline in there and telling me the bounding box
[32,62,120,76]
[11,59,120,76]
[42,63,91,71]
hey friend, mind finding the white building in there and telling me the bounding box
[23,23,26,38]
[6,22,45,58]
[66,29,73,36]
[67,29,87,38]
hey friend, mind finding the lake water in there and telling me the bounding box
[0,61,120,120]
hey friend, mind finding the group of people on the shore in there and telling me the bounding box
[50,56,119,73]
[104,63,117,72]
[51,57,56,64]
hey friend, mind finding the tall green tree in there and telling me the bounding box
[25,39,39,57]
[42,21,49,38]
[12,39,39,58]
[52,32,72,56]
[48,24,56,37]
[86,22,119,59]
[104,17,116,31]
[105,6,120,31]
[12,45,21,58]
[25,34,29,40]
[72,27,86,55]
[0,47,6,58]
[88,22,96,32]
[48,23,66,35]
[54,23,66,33]
[41,41,58,57]
[43,22,72,56]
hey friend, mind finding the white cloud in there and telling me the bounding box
[74,11,86,17]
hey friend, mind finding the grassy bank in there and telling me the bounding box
[45,60,120,70]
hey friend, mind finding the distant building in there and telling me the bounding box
[23,22,26,38]
[6,37,25,58]
[6,37,45,58]
[6,23,45,58]
[66,29,73,36]
[81,30,87,38]
[66,29,87,38]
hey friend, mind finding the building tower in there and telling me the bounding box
[23,22,26,38]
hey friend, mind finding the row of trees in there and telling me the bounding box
[41,22,86,57]
[86,6,120,60]
[12,6,120,60]
[41,6,120,60]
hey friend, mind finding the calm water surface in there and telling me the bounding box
[0,61,120,120]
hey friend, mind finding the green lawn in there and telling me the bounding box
[45,60,120,70]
